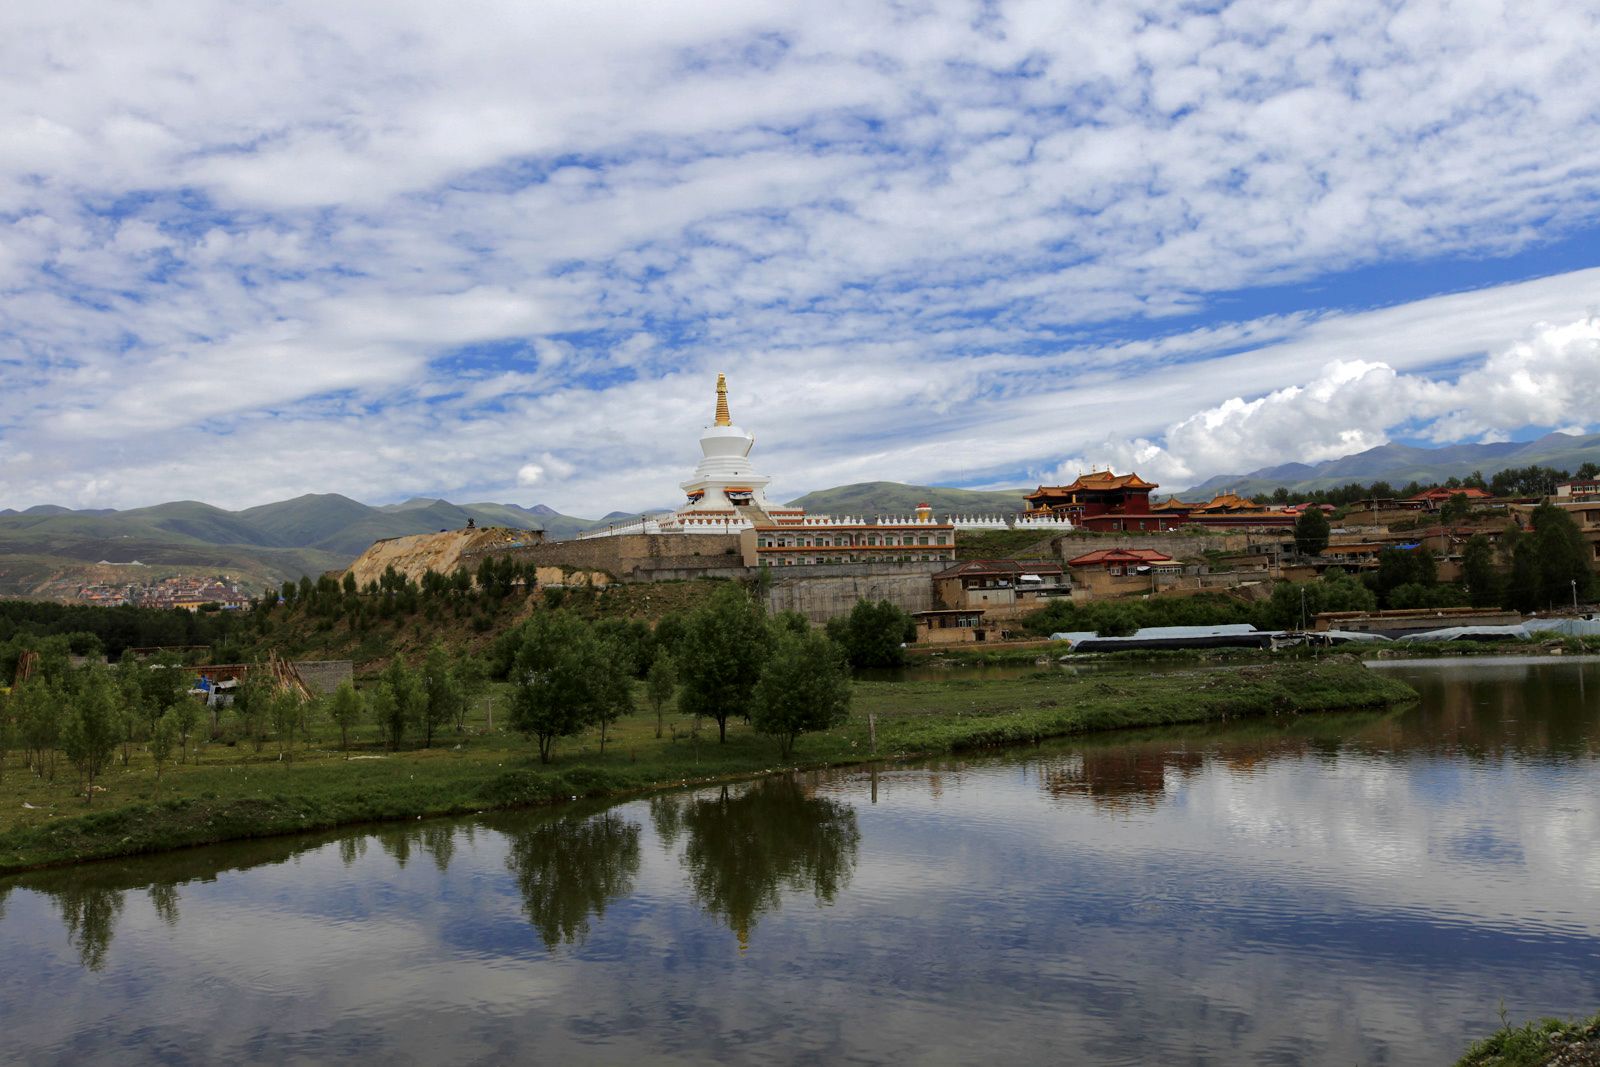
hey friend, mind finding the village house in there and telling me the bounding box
[1064,548,1186,598]
[1555,478,1600,502]
[910,607,1001,644]
[932,559,1068,616]
[1408,486,1492,511]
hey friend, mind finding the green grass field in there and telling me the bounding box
[0,659,1415,874]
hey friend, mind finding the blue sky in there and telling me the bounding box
[1,0,1599,514]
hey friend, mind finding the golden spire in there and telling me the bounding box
[714,373,731,426]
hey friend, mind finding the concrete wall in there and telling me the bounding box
[291,660,353,696]
[764,561,948,623]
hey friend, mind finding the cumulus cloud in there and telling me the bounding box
[1053,318,1600,490]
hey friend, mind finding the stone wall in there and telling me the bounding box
[764,561,947,623]
[462,533,744,580]
[292,660,354,695]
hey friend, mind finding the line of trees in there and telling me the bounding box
[500,584,864,761]
[1249,462,1598,508]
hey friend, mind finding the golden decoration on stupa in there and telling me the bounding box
[714,373,731,426]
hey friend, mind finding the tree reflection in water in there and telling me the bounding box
[505,811,642,950]
[52,883,124,971]
[657,776,860,948]
[149,883,180,927]
[373,822,464,873]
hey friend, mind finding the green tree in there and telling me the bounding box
[1092,603,1141,637]
[1490,465,1569,497]
[1439,492,1473,525]
[593,648,633,756]
[268,690,307,761]
[150,708,180,795]
[1375,546,1435,606]
[171,694,201,764]
[140,651,193,736]
[328,681,364,750]
[1508,539,1540,613]
[1530,503,1594,608]
[0,689,13,784]
[1461,534,1500,607]
[377,659,423,750]
[14,677,62,779]
[1258,573,1376,630]
[1388,582,1468,609]
[232,669,272,753]
[1293,507,1331,556]
[453,656,489,735]
[61,671,119,804]
[676,584,771,743]
[750,630,852,759]
[825,599,914,669]
[507,612,608,763]
[112,654,150,766]
[645,654,677,739]
[420,643,463,748]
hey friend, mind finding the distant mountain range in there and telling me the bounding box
[785,481,1026,516]
[0,495,597,598]
[1178,431,1600,498]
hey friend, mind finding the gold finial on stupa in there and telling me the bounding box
[714,373,731,426]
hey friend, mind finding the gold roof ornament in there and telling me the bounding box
[715,373,731,426]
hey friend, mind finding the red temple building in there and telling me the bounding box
[1023,472,1185,532]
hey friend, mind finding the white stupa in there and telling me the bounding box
[657,374,801,532]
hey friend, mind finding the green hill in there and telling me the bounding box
[0,494,597,598]
[786,481,1027,516]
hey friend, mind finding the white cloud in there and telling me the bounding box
[1056,317,1600,490]
[0,2,1599,513]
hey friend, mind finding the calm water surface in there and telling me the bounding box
[2,656,1598,1065]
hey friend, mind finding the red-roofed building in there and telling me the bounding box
[1408,486,1492,511]
[1024,472,1182,531]
[1065,548,1182,575]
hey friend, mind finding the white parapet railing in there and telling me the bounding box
[1013,512,1076,529]
[577,516,666,539]
[947,514,1012,530]
[876,513,946,526]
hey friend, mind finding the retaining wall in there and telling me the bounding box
[764,561,948,623]
[293,660,354,695]
[462,533,744,579]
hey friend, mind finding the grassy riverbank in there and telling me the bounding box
[1458,1008,1600,1066]
[0,659,1414,874]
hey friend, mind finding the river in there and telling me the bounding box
[1,656,1597,1065]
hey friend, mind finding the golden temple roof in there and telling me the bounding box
[715,373,731,427]
[1026,472,1159,498]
